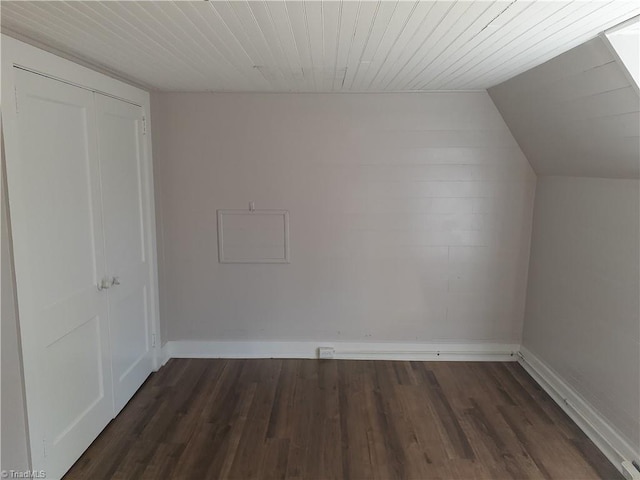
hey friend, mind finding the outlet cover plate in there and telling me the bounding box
[318,347,335,359]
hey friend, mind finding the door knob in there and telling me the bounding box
[97,278,111,291]
[111,276,121,286]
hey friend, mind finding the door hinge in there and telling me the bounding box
[151,333,156,348]
[142,116,147,135]
[43,438,47,458]
[14,86,19,114]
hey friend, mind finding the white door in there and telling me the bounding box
[95,93,154,413]
[11,69,114,478]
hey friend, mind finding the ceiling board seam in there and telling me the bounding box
[352,0,402,91]
[203,2,261,69]
[174,3,255,86]
[302,0,318,91]
[397,0,481,90]
[341,0,362,89]
[382,0,458,91]
[226,0,285,90]
[390,1,481,90]
[347,0,386,90]
[416,0,529,90]
[480,0,519,34]
[208,1,272,89]
[458,2,608,87]
[282,1,306,90]
[263,1,303,90]
[369,1,438,90]
[446,2,582,88]
[403,0,499,91]
[345,0,386,90]
[147,2,239,88]
[458,0,621,88]
[320,0,325,90]
[331,0,343,91]
[364,0,420,91]
[427,0,557,90]
[181,3,266,90]
[244,0,295,88]
[122,2,215,84]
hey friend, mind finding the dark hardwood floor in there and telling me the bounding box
[64,359,621,480]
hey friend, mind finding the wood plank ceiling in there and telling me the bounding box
[2,1,639,92]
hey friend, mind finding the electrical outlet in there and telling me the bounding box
[318,347,335,359]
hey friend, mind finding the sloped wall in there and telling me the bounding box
[490,36,640,461]
[489,37,639,179]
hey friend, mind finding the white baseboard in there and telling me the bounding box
[161,343,171,366]
[161,340,519,362]
[518,346,639,476]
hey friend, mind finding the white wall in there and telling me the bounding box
[523,176,640,452]
[1,129,31,472]
[152,92,536,345]
[489,37,640,179]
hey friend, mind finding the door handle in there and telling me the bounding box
[97,278,111,291]
[111,276,121,286]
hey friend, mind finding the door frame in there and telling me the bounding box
[1,35,162,475]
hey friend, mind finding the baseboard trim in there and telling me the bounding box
[162,340,519,362]
[518,346,639,476]
[160,343,171,366]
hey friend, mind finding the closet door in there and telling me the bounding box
[95,93,154,413]
[11,69,114,478]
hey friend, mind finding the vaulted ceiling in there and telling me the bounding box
[489,36,640,179]
[2,1,639,92]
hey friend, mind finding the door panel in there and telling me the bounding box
[95,93,153,413]
[18,80,99,310]
[45,316,105,443]
[110,283,149,386]
[13,69,114,478]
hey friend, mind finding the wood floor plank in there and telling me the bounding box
[266,360,298,440]
[261,439,291,480]
[63,359,623,480]
[416,364,475,460]
[395,384,449,467]
[337,360,375,480]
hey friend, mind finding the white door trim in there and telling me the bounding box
[1,35,162,477]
